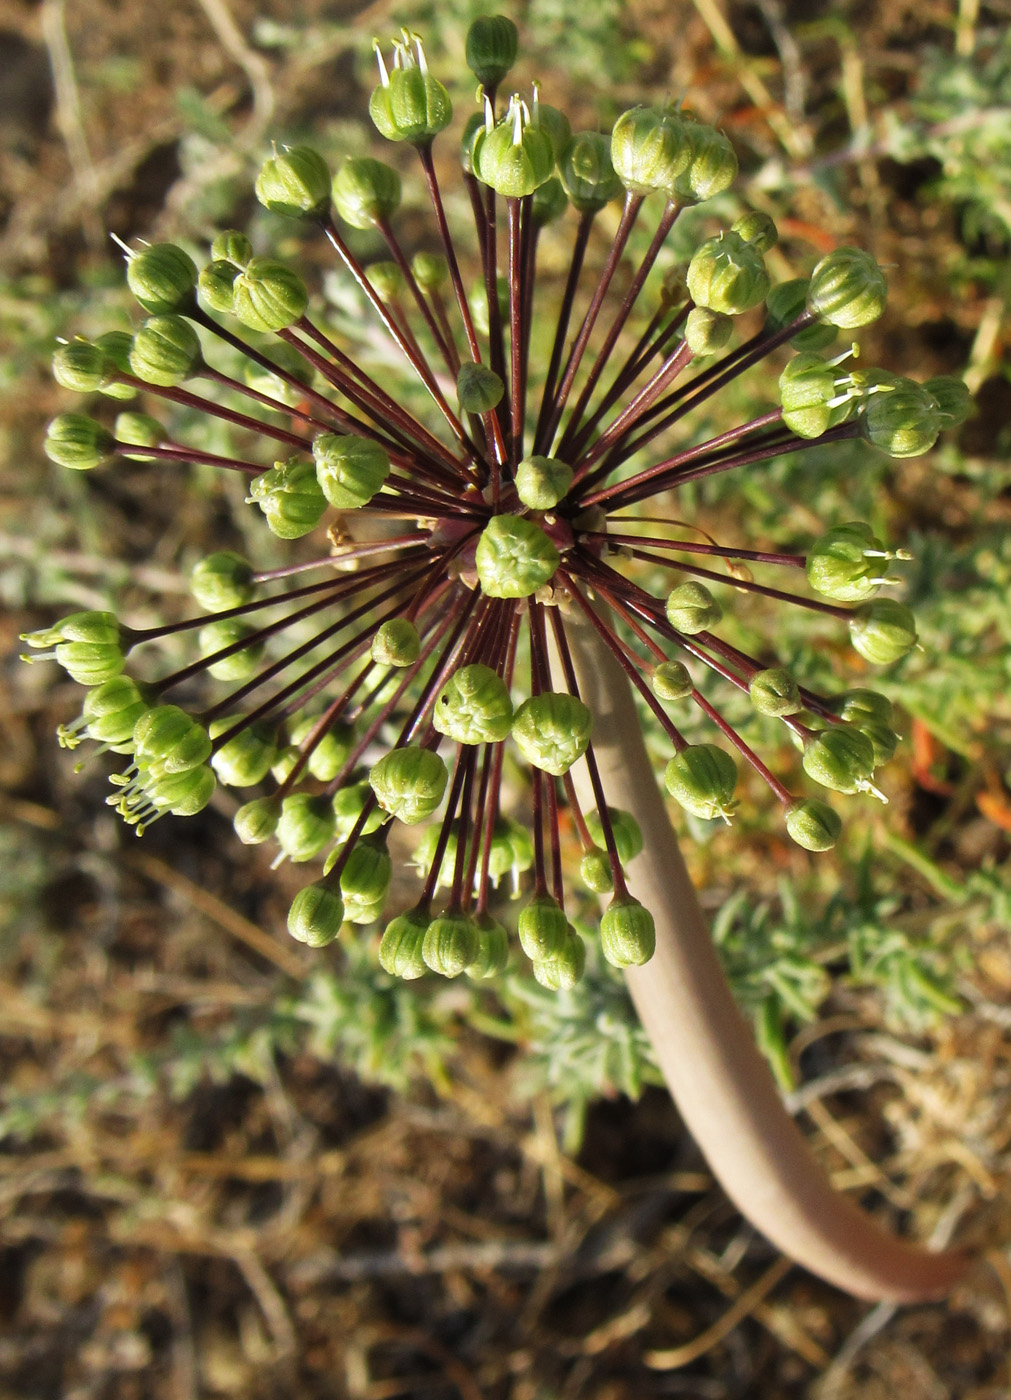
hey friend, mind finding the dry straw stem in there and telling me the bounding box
[561,614,970,1303]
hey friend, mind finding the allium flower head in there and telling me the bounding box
[27,21,968,986]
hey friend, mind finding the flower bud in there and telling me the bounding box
[587,807,643,864]
[255,145,332,219]
[610,105,692,195]
[475,514,559,599]
[285,718,350,784]
[333,779,385,837]
[764,278,838,351]
[533,927,586,990]
[664,743,738,820]
[198,260,239,315]
[53,339,105,393]
[371,618,421,667]
[277,792,337,861]
[457,361,505,414]
[332,156,402,229]
[860,720,899,767]
[337,834,393,920]
[411,251,449,292]
[923,376,971,430]
[825,688,894,726]
[145,763,216,817]
[199,618,265,680]
[287,880,344,947]
[806,247,887,328]
[379,907,430,978]
[514,455,573,510]
[232,258,308,333]
[369,36,452,145]
[518,893,567,960]
[785,796,842,851]
[422,911,479,977]
[511,692,593,776]
[560,131,622,212]
[802,726,876,794]
[580,847,614,893]
[749,667,802,716]
[670,122,738,202]
[234,795,281,845]
[313,432,390,510]
[686,231,770,316]
[848,598,917,666]
[465,15,518,88]
[129,315,202,386]
[466,913,510,979]
[665,580,721,634]
[211,230,253,267]
[249,457,327,539]
[599,895,655,967]
[731,210,778,253]
[126,243,198,313]
[44,413,114,470]
[806,522,887,603]
[190,551,255,611]
[532,175,568,227]
[82,676,150,747]
[433,663,514,744]
[91,330,137,400]
[651,659,694,700]
[476,100,555,198]
[778,352,858,439]
[683,306,733,356]
[370,746,448,824]
[134,705,211,774]
[209,719,278,787]
[862,377,941,457]
[114,411,164,458]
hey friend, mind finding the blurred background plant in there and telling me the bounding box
[2,1,1011,1394]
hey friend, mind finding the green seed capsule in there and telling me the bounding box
[669,122,738,203]
[514,455,573,510]
[579,847,614,894]
[560,131,622,212]
[145,763,216,817]
[599,895,655,967]
[190,551,255,611]
[922,376,971,430]
[806,247,887,329]
[849,598,917,666]
[332,779,385,838]
[114,411,164,458]
[665,580,721,634]
[651,660,694,700]
[532,175,568,227]
[367,260,406,300]
[287,880,344,947]
[371,618,421,668]
[198,618,265,680]
[53,340,105,393]
[288,717,354,784]
[610,105,692,195]
[686,231,770,317]
[209,720,277,787]
[533,927,586,990]
[683,306,733,356]
[511,692,593,776]
[232,258,308,333]
[255,145,332,219]
[732,210,779,253]
[277,792,337,861]
[806,522,886,603]
[433,663,513,745]
[802,725,876,794]
[198,260,240,315]
[764,278,838,352]
[313,432,391,510]
[785,796,842,851]
[129,315,202,386]
[457,361,505,414]
[476,103,555,198]
[585,807,643,864]
[331,156,402,229]
[664,743,738,821]
[778,352,858,439]
[234,796,281,845]
[369,746,448,824]
[411,251,449,291]
[825,689,894,726]
[248,457,327,539]
[465,15,518,88]
[55,640,124,686]
[44,413,114,470]
[369,38,453,145]
[133,705,211,775]
[518,893,568,960]
[211,230,253,267]
[82,676,150,747]
[749,667,802,716]
[862,377,941,458]
[860,720,899,766]
[475,515,559,599]
[422,911,479,977]
[466,913,510,979]
[126,243,198,314]
[337,834,393,918]
[379,907,430,979]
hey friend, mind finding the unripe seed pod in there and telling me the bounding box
[232,258,308,333]
[665,580,721,634]
[332,779,385,837]
[211,230,253,267]
[126,243,198,314]
[487,816,533,880]
[411,251,449,291]
[807,247,887,328]
[652,659,693,700]
[53,340,105,393]
[249,457,327,539]
[580,846,614,893]
[599,895,655,967]
[332,156,402,229]
[466,913,510,979]
[778,352,856,439]
[477,106,555,198]
[664,743,738,820]
[862,377,941,458]
[422,911,479,977]
[560,131,622,212]
[785,796,842,851]
[923,375,971,430]
[732,210,778,253]
[255,145,332,219]
[55,640,124,686]
[369,44,453,145]
[610,105,692,195]
[365,260,404,300]
[806,522,886,603]
[289,716,354,783]
[475,514,559,599]
[457,361,505,413]
[91,330,137,400]
[234,796,281,845]
[826,688,894,726]
[379,907,430,979]
[533,927,586,990]
[210,724,277,788]
[129,315,202,386]
[44,413,114,470]
[749,667,802,716]
[133,705,211,775]
[145,763,216,816]
[190,551,255,611]
[585,807,643,863]
[82,676,149,747]
[511,692,593,776]
[670,122,738,202]
[114,411,164,459]
[849,598,917,666]
[802,726,876,794]
[371,618,421,668]
[518,893,567,960]
[532,175,568,227]
[764,278,838,351]
[460,111,485,176]
[433,663,513,745]
[198,618,265,680]
[860,720,899,766]
[536,102,571,160]
[277,792,337,861]
[271,746,299,784]
[337,833,392,912]
[515,455,573,509]
[287,880,344,947]
[198,260,240,315]
[312,432,390,510]
[683,306,733,355]
[369,746,448,824]
[465,14,518,87]
[687,231,770,316]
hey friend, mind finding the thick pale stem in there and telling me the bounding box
[561,619,969,1304]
